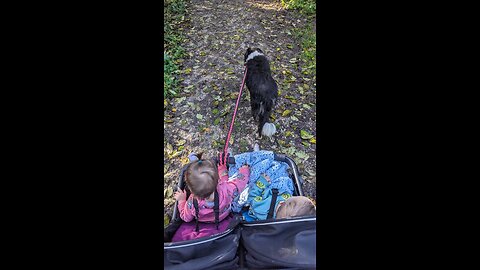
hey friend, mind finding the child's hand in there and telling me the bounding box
[262,173,271,183]
[240,164,250,171]
[174,189,186,201]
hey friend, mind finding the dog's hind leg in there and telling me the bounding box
[250,100,260,121]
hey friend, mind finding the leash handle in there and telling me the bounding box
[223,65,248,164]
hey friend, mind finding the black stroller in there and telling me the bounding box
[164,153,316,270]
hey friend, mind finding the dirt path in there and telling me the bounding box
[164,0,316,217]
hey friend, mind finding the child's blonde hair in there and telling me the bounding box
[276,196,316,219]
[185,155,218,199]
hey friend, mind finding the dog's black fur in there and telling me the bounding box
[244,48,278,137]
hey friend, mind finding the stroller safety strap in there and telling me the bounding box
[213,189,219,230]
[267,188,279,220]
[192,189,220,232]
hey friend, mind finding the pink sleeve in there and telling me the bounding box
[177,196,195,222]
[218,165,229,183]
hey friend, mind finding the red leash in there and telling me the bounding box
[222,65,248,164]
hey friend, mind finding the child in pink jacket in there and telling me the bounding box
[174,153,250,225]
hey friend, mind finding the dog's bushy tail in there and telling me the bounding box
[258,99,276,137]
[261,122,276,137]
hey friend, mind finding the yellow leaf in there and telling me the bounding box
[166,143,173,154]
[165,186,173,198]
[181,157,190,165]
[282,110,292,117]
[176,139,186,146]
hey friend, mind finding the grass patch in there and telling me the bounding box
[294,23,316,76]
[164,0,187,98]
[281,0,316,76]
[281,0,316,16]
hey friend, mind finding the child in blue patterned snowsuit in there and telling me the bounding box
[229,145,316,221]
[244,173,292,221]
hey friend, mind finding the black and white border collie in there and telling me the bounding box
[244,47,278,138]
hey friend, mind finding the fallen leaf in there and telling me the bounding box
[170,150,182,158]
[164,163,170,174]
[175,96,186,103]
[285,95,295,101]
[282,110,292,117]
[164,214,170,228]
[181,157,190,165]
[164,186,173,198]
[295,151,308,159]
[176,139,186,146]
[166,143,173,154]
[284,146,296,156]
[300,130,314,140]
[309,138,316,144]
[196,114,203,120]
